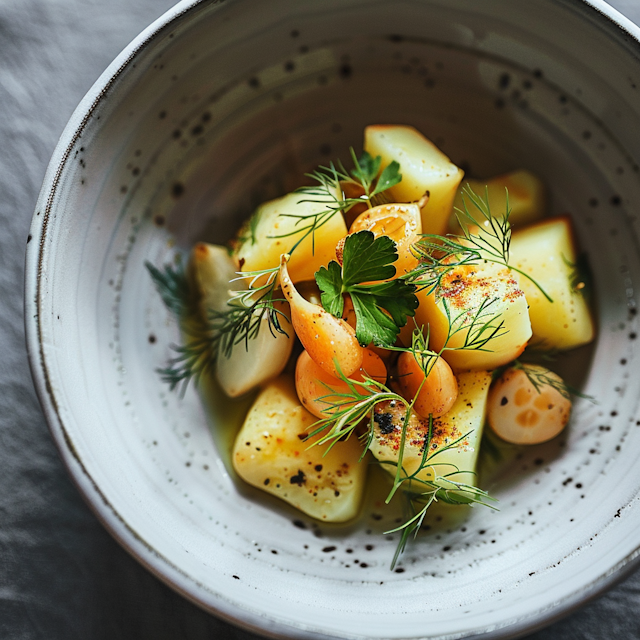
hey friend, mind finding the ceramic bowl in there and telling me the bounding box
[25,1,640,638]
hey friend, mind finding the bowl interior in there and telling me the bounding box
[29,0,640,638]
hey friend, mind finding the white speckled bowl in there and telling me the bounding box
[25,1,640,638]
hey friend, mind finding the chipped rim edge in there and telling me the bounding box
[22,1,640,639]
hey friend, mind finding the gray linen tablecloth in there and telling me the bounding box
[2,1,640,638]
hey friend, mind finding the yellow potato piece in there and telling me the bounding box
[234,187,347,283]
[369,370,491,487]
[364,125,464,236]
[510,216,595,350]
[414,260,532,370]
[232,376,367,522]
[450,170,546,232]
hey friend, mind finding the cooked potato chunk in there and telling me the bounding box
[232,376,367,522]
[414,260,532,370]
[234,188,347,283]
[364,125,464,236]
[369,370,491,487]
[510,216,595,350]
[451,170,545,231]
[487,365,572,444]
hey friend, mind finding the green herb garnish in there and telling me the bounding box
[305,358,496,569]
[146,258,196,319]
[146,257,218,393]
[407,184,551,302]
[146,262,287,394]
[315,230,418,347]
[273,149,401,253]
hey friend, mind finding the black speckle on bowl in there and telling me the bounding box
[171,183,185,199]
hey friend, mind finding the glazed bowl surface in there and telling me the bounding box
[25,1,640,638]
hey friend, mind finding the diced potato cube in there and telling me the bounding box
[451,170,546,231]
[509,216,595,350]
[369,370,491,487]
[364,125,464,236]
[234,188,347,283]
[232,376,367,522]
[414,260,532,370]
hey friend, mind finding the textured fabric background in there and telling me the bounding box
[2,1,640,638]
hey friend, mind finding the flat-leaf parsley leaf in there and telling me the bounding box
[315,230,418,347]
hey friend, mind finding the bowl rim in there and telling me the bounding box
[23,0,640,638]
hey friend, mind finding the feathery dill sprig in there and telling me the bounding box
[406,185,552,302]
[146,257,218,393]
[214,267,289,359]
[147,261,287,394]
[305,369,398,453]
[146,258,197,319]
[157,333,217,394]
[305,301,499,567]
[441,297,508,353]
[386,466,496,568]
[511,360,594,401]
[271,149,402,253]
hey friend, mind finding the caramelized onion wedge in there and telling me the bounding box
[349,203,422,277]
[279,254,363,378]
[396,352,457,418]
[296,349,387,419]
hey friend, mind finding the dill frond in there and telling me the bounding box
[511,360,594,401]
[147,261,288,394]
[271,149,401,254]
[406,185,552,302]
